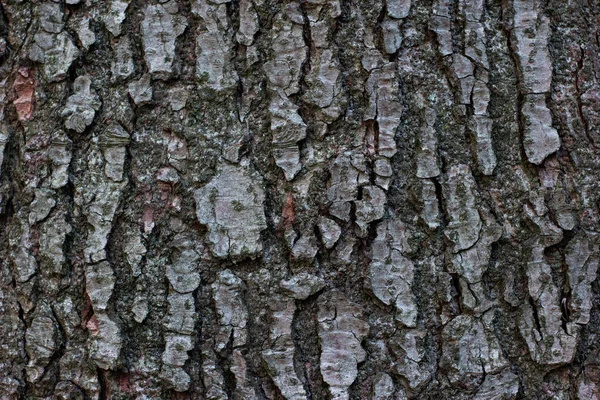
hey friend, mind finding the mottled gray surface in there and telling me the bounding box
[1,0,600,399]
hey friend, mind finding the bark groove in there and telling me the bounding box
[1,0,600,399]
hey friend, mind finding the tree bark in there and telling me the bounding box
[1,0,600,399]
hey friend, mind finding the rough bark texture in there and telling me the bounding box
[1,0,600,399]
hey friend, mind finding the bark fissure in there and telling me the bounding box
[0,0,599,399]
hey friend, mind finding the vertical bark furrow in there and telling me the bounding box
[0,0,599,399]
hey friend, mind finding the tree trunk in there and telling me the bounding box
[1,0,599,398]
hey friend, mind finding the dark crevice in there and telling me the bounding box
[292,292,330,400]
[450,273,463,314]
[500,0,529,168]
[188,287,206,399]
[544,228,576,330]
[371,119,380,159]
[50,305,67,358]
[482,240,501,296]
[431,177,448,230]
[222,329,237,399]
[9,1,34,69]
[528,296,543,338]
[374,0,387,56]
[573,45,596,149]
[0,2,8,36]
[97,367,108,400]
[298,3,312,92]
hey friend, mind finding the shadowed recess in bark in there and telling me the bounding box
[1,0,600,399]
